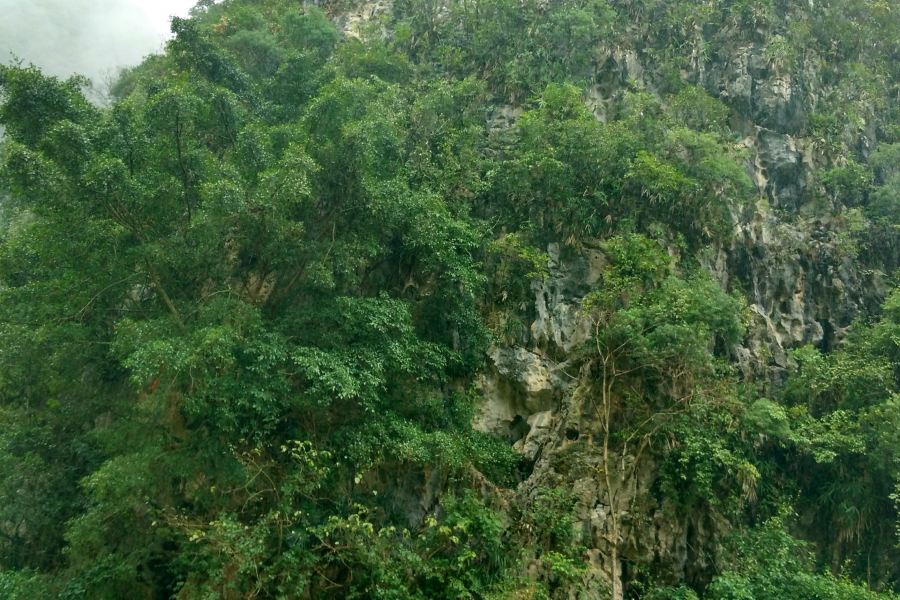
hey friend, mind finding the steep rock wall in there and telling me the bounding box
[474,35,892,596]
[326,0,895,593]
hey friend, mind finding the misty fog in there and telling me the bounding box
[0,0,198,89]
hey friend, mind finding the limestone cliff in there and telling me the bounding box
[477,13,895,599]
[332,0,898,595]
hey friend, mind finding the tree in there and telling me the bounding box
[579,234,744,600]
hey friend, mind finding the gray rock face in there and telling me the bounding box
[472,33,890,583]
[475,345,558,436]
[474,201,887,591]
[332,0,393,38]
[478,245,735,596]
[531,243,603,353]
[705,44,808,135]
[330,1,892,592]
[756,129,805,209]
[726,207,885,384]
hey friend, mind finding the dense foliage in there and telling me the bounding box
[2,0,900,598]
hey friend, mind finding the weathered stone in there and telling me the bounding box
[334,1,894,591]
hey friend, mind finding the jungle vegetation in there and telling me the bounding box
[2,0,900,598]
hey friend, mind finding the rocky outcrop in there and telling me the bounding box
[470,36,889,585]
[328,0,893,592]
[477,242,733,597]
[474,345,564,445]
[471,200,886,594]
[331,0,393,38]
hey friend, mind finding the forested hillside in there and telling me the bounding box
[3,0,900,598]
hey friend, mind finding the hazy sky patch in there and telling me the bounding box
[0,0,198,87]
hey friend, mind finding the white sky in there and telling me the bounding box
[0,0,198,87]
